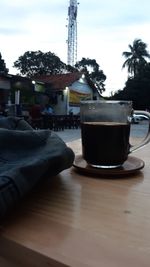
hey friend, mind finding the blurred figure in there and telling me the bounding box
[29,104,42,129]
[42,104,54,115]
[29,104,42,119]
[0,103,7,116]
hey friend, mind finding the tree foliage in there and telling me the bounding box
[75,57,106,93]
[122,39,150,77]
[13,50,67,77]
[13,52,107,94]
[112,63,150,110]
[112,39,150,109]
[0,53,8,75]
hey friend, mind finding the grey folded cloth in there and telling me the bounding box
[0,116,75,219]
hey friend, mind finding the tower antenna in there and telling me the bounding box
[67,0,78,66]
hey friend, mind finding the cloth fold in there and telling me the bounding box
[0,116,75,219]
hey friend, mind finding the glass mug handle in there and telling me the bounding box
[130,110,150,153]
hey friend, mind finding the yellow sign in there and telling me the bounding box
[69,89,92,106]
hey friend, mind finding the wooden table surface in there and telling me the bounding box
[0,138,150,267]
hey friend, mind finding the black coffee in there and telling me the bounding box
[81,122,130,167]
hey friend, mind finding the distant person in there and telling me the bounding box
[29,104,42,119]
[29,104,43,129]
[42,104,54,115]
[69,108,73,116]
[0,103,6,116]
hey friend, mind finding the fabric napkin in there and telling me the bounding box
[0,116,75,219]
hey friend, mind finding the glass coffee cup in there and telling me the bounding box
[80,100,150,169]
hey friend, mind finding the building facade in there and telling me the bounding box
[0,72,102,115]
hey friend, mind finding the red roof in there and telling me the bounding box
[33,72,83,90]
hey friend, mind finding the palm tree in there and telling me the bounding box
[122,39,150,77]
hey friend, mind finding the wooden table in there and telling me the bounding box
[1,139,150,267]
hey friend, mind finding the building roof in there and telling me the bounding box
[32,72,84,91]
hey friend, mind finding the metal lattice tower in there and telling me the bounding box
[67,0,78,66]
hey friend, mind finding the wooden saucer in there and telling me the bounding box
[73,155,145,177]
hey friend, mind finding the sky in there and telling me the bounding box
[1,0,150,96]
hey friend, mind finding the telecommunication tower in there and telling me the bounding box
[67,0,78,66]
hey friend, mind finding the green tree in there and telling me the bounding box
[75,57,106,94]
[122,39,150,77]
[111,63,150,110]
[13,51,67,77]
[13,52,107,94]
[0,53,8,75]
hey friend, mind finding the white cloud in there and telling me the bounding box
[1,0,150,96]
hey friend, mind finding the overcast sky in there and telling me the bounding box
[1,0,150,95]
